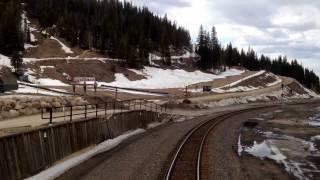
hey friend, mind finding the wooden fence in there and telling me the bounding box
[0,110,162,180]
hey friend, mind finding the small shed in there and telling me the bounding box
[0,67,18,93]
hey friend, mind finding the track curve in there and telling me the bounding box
[164,107,270,180]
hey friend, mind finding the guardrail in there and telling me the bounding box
[18,82,78,96]
[100,84,170,96]
[41,99,167,124]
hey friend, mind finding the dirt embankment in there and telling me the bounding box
[25,59,145,84]
[224,72,278,89]
[188,70,255,89]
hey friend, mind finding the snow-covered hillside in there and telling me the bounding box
[100,67,244,89]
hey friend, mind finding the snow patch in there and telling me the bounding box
[23,57,124,63]
[311,135,320,141]
[33,78,69,87]
[24,43,38,50]
[101,67,244,89]
[14,84,67,96]
[239,137,306,180]
[30,33,37,43]
[0,54,12,69]
[50,36,74,54]
[40,66,55,73]
[147,121,165,129]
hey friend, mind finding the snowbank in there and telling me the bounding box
[101,67,244,89]
[24,69,69,87]
[33,78,69,87]
[0,54,12,69]
[50,36,74,54]
[25,129,146,180]
[23,57,125,63]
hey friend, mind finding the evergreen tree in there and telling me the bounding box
[11,51,23,71]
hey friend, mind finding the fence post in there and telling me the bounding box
[96,104,98,118]
[128,100,131,111]
[85,105,87,119]
[49,108,53,124]
[70,106,73,122]
[105,102,107,117]
[140,100,142,111]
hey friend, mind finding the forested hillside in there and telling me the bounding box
[196,26,320,92]
[24,0,191,67]
[0,0,24,55]
[0,0,319,92]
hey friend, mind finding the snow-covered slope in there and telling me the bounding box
[50,36,74,54]
[100,67,244,89]
[0,54,12,69]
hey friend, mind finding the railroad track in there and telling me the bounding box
[164,107,270,180]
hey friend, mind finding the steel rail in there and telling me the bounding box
[165,106,273,180]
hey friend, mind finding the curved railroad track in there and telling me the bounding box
[164,107,270,180]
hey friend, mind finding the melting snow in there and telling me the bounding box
[0,54,12,69]
[239,130,320,180]
[101,67,244,89]
[40,66,55,73]
[33,78,69,87]
[50,36,74,54]
[311,135,320,141]
[14,84,67,96]
[24,43,38,49]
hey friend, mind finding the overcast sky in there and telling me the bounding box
[123,0,320,76]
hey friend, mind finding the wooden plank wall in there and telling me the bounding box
[0,110,161,180]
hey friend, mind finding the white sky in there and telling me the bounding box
[123,0,320,76]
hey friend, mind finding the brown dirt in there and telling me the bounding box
[287,80,308,95]
[25,38,69,58]
[25,59,145,84]
[188,70,255,89]
[223,72,278,90]
[77,50,106,58]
